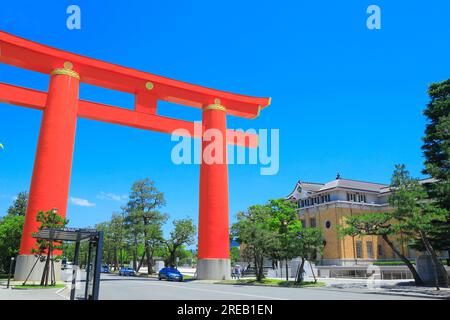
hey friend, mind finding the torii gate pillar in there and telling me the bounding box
[14,66,80,281]
[197,103,231,280]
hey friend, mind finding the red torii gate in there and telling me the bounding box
[0,31,270,280]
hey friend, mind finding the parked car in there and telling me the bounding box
[158,267,183,282]
[119,267,136,276]
[101,265,110,273]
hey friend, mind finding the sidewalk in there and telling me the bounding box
[308,277,450,300]
[0,285,68,300]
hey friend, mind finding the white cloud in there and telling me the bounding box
[97,191,128,202]
[70,197,96,207]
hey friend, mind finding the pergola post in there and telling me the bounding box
[196,102,231,280]
[14,64,80,281]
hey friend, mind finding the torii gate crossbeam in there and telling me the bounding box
[0,31,270,281]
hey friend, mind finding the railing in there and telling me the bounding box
[322,266,413,280]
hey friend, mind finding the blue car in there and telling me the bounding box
[119,267,136,276]
[101,265,110,273]
[158,267,183,282]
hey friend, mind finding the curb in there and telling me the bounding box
[314,286,450,300]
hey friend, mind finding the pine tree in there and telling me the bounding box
[31,209,68,286]
[421,79,450,264]
[7,191,28,217]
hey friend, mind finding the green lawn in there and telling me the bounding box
[13,284,66,289]
[218,278,325,288]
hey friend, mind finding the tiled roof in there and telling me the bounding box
[317,179,388,192]
[297,177,435,195]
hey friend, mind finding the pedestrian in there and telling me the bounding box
[234,265,241,280]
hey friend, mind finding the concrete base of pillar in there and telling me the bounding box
[196,258,231,280]
[14,254,61,282]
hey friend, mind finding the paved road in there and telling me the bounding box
[98,274,428,300]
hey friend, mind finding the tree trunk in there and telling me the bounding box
[295,257,305,284]
[137,251,146,272]
[170,251,176,268]
[382,234,424,285]
[132,249,137,271]
[133,233,139,271]
[419,231,449,289]
[257,255,265,281]
[146,246,152,274]
[285,258,289,282]
[113,247,119,271]
[254,252,263,282]
[40,249,51,286]
[309,259,317,283]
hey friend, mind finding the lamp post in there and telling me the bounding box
[281,220,289,282]
[6,257,15,288]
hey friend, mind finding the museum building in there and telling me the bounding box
[286,175,432,266]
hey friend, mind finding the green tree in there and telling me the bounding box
[265,199,324,284]
[339,212,424,285]
[95,221,116,267]
[231,205,279,281]
[7,191,28,217]
[165,219,196,268]
[389,165,449,288]
[125,178,167,274]
[31,209,68,286]
[230,247,241,265]
[110,213,127,270]
[292,227,324,284]
[340,165,449,288]
[266,199,302,281]
[421,79,450,262]
[0,215,24,273]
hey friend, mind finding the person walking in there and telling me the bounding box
[234,265,241,280]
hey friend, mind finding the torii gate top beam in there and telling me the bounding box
[0,31,270,119]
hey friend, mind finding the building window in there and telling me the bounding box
[367,241,373,259]
[356,241,363,259]
[357,194,367,203]
[347,193,366,203]
[325,221,331,229]
[378,244,383,257]
[310,217,317,228]
[327,194,331,202]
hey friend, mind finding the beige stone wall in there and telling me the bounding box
[299,204,416,262]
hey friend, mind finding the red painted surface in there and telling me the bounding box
[0,82,258,148]
[198,108,230,259]
[0,31,269,260]
[0,31,269,118]
[19,72,79,255]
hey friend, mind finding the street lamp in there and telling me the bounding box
[6,257,15,289]
[280,219,289,281]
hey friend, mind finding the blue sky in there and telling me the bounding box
[1,1,449,237]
